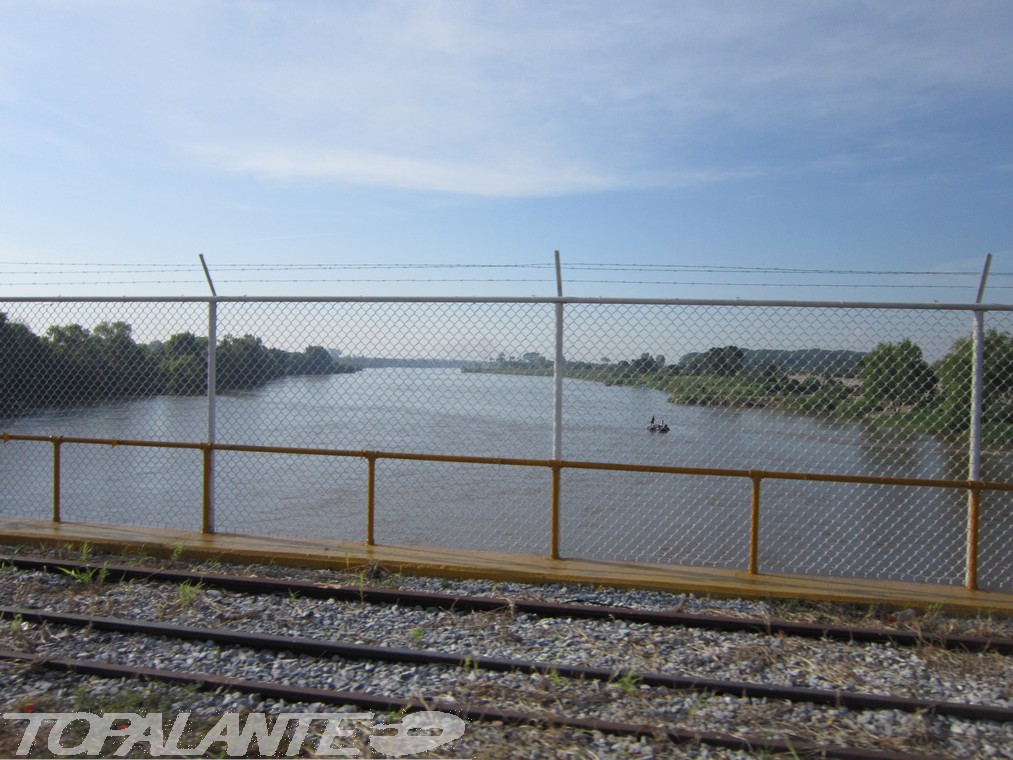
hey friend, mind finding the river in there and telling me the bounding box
[2,368,1011,589]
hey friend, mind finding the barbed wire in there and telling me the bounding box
[0,259,1004,292]
[0,260,1006,276]
[2,277,1009,289]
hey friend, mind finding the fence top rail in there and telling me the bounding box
[5,432,1013,493]
[1,295,1012,311]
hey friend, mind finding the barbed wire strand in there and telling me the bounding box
[3,277,1011,288]
[0,261,1008,277]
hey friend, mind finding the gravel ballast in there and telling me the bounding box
[2,545,1013,758]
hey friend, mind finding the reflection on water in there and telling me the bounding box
[2,368,1012,589]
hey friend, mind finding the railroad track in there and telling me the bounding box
[2,553,1012,758]
[4,553,1012,654]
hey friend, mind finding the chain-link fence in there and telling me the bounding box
[2,296,1012,590]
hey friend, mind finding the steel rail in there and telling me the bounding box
[4,605,1013,725]
[5,554,1012,655]
[0,647,921,760]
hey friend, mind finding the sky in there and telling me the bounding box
[1,1,1012,303]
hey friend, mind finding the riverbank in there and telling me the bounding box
[463,363,1013,449]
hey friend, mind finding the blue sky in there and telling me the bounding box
[1,1,1011,301]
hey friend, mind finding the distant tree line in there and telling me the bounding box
[675,336,1013,440]
[0,313,356,417]
[469,334,1013,444]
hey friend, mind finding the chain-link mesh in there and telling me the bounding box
[214,451,367,540]
[375,460,552,555]
[560,470,750,567]
[1,301,207,528]
[975,309,1013,590]
[2,297,1012,590]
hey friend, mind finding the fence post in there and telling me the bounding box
[749,473,761,574]
[205,298,218,534]
[550,463,561,559]
[551,251,564,559]
[52,438,62,523]
[966,486,981,590]
[966,307,985,589]
[366,454,377,546]
[201,445,214,534]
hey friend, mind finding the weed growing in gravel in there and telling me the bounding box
[123,544,148,560]
[58,565,108,586]
[177,580,203,608]
[613,672,641,695]
[171,542,186,561]
[350,562,400,589]
[537,665,566,690]
[6,614,36,653]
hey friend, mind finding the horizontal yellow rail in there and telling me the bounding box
[5,432,1011,491]
[3,431,1010,590]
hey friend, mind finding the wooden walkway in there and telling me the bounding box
[2,517,1013,615]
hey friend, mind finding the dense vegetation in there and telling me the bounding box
[0,313,356,418]
[466,333,1013,446]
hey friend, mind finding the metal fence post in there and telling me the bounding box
[966,307,985,588]
[204,298,218,533]
[551,252,564,559]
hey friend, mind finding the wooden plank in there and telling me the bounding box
[2,517,1012,614]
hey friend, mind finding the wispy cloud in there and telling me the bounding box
[4,1,1012,196]
[191,143,615,197]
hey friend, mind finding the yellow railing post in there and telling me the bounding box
[366,454,377,546]
[966,484,981,591]
[201,445,214,534]
[550,462,561,560]
[52,438,62,523]
[749,472,761,575]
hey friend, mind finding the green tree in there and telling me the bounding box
[163,331,206,359]
[521,351,550,367]
[859,339,936,410]
[630,352,661,375]
[682,346,745,377]
[0,313,53,415]
[44,323,102,403]
[216,334,282,391]
[91,321,159,398]
[297,345,337,374]
[937,330,1013,431]
[158,332,208,395]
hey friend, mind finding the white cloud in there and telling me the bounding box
[191,143,615,197]
[3,1,1012,196]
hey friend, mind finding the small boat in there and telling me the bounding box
[648,422,670,433]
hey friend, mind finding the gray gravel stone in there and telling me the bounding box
[2,550,1013,758]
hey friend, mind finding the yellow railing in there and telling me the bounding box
[4,432,1013,590]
